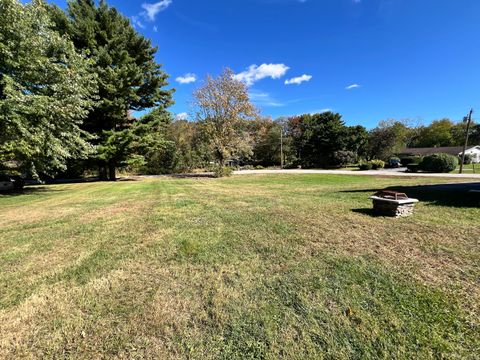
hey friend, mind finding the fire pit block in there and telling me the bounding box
[369,196,419,217]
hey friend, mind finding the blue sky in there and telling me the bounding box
[49,0,480,128]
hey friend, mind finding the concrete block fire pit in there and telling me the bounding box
[370,191,419,218]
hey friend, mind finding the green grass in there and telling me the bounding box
[0,174,479,359]
[452,163,479,173]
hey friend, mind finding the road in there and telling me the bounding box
[234,168,480,179]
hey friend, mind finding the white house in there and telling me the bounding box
[399,146,480,163]
[459,146,480,163]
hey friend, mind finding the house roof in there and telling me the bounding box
[398,146,479,156]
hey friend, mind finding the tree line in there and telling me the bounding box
[1,0,477,180]
[132,101,478,174]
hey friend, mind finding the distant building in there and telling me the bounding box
[398,146,480,163]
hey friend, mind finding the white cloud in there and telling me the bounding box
[176,73,197,84]
[249,90,284,107]
[175,112,189,120]
[311,108,332,114]
[153,26,158,32]
[141,0,172,21]
[346,83,361,90]
[285,74,312,85]
[234,63,290,86]
[131,16,145,29]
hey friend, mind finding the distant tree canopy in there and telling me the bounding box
[412,119,455,148]
[468,124,480,145]
[0,0,96,177]
[167,119,213,171]
[286,112,368,168]
[406,118,478,149]
[248,118,284,167]
[363,118,478,161]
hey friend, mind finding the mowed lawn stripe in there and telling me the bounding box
[0,175,478,359]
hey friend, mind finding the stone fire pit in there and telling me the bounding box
[370,190,419,217]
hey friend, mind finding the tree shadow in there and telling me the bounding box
[0,176,146,197]
[170,173,216,179]
[0,186,66,198]
[42,176,142,184]
[343,182,480,209]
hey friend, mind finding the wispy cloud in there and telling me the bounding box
[175,12,219,33]
[131,1,172,30]
[346,83,361,90]
[176,73,197,84]
[141,0,173,21]
[234,63,290,86]
[311,108,332,114]
[131,16,145,29]
[249,90,285,107]
[175,112,189,120]
[285,74,312,85]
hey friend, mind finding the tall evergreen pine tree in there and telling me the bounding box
[57,0,173,180]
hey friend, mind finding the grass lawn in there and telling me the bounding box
[0,174,479,359]
[452,164,479,173]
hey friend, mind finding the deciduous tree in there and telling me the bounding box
[168,120,212,171]
[412,119,454,148]
[0,0,96,177]
[366,126,398,160]
[194,68,257,170]
[249,117,283,166]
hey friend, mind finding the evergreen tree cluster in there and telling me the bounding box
[0,0,172,180]
[286,112,368,168]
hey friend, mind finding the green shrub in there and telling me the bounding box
[406,163,420,173]
[358,160,384,170]
[359,162,373,170]
[370,159,385,170]
[332,150,358,168]
[419,153,458,173]
[401,156,423,167]
[255,165,265,170]
[462,154,473,165]
[284,163,299,169]
[213,165,234,178]
[242,165,254,170]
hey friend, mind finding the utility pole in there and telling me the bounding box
[280,126,284,169]
[459,108,473,174]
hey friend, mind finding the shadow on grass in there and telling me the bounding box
[351,208,385,217]
[343,182,480,208]
[171,173,216,179]
[0,186,65,198]
[0,175,142,197]
[44,176,139,184]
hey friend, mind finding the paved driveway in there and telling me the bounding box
[234,169,480,179]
